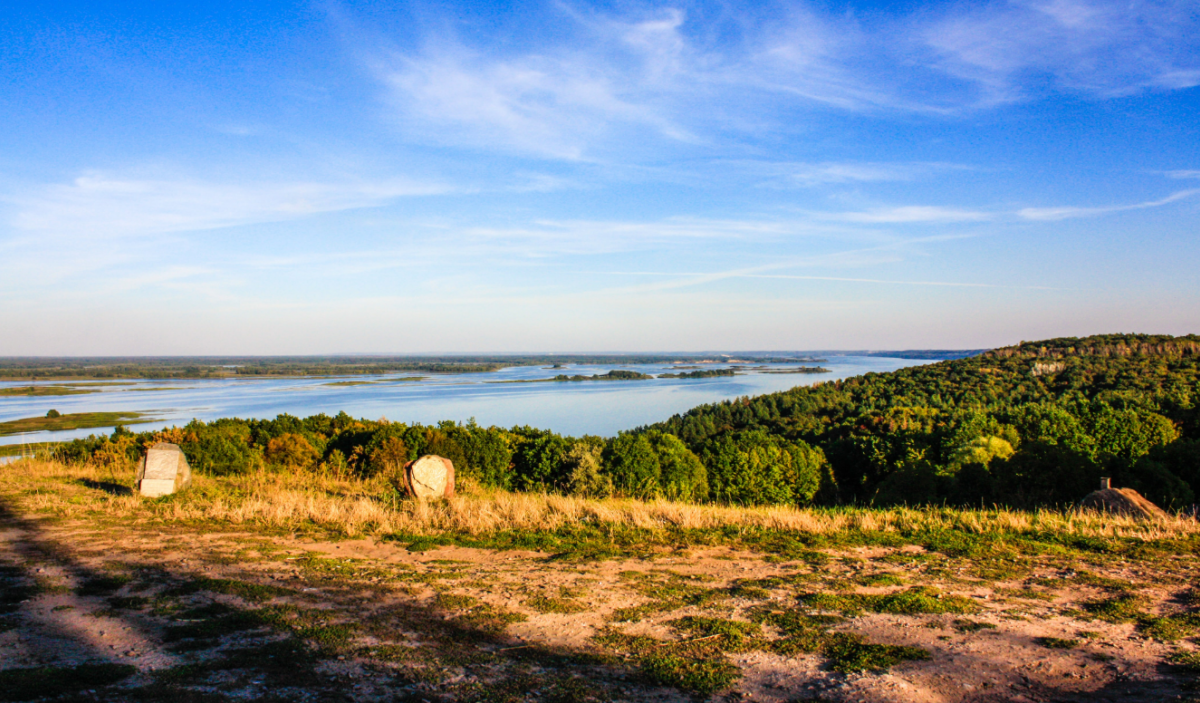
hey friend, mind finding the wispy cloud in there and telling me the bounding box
[1018,188,1200,221]
[920,0,1200,104]
[817,206,992,224]
[1166,170,1200,179]
[7,172,452,238]
[601,270,1062,290]
[357,1,1200,161]
[374,8,694,160]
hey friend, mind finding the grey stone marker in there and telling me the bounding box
[136,442,193,497]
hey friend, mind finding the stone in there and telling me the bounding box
[135,443,192,497]
[403,455,455,500]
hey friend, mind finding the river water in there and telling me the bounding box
[0,356,930,444]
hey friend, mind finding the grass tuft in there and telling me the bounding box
[0,664,136,702]
[1035,637,1079,649]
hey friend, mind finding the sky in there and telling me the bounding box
[1,0,1198,354]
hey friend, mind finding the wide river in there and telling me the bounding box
[0,356,931,445]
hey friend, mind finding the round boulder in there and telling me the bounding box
[403,455,455,500]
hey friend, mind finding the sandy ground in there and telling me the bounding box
[1,515,1198,702]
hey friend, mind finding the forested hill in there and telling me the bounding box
[51,333,1200,514]
[645,333,1200,509]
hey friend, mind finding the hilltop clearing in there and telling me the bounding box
[1,459,1198,702]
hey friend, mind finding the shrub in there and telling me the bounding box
[604,433,660,499]
[563,440,612,498]
[265,433,319,469]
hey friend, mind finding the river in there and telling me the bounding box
[0,356,931,444]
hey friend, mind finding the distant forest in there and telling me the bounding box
[50,334,1200,511]
[0,353,833,380]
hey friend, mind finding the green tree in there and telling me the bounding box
[648,431,708,502]
[604,433,661,499]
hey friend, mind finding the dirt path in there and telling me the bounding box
[1,512,1198,702]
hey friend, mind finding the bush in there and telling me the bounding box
[265,433,319,469]
[563,440,612,498]
[648,431,708,502]
[604,433,661,499]
[179,419,261,475]
[510,427,571,491]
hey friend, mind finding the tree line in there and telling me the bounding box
[51,334,1200,510]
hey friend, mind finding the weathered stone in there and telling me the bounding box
[135,443,192,497]
[403,455,455,500]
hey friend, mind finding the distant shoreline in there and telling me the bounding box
[0,351,974,381]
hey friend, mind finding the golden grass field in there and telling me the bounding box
[7,458,1199,543]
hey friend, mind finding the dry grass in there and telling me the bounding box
[4,458,1199,542]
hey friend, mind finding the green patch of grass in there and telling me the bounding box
[856,572,905,587]
[167,576,292,602]
[1078,630,1103,639]
[1169,650,1200,673]
[743,606,927,672]
[994,587,1056,601]
[163,604,272,647]
[952,618,996,632]
[1074,571,1138,592]
[107,595,149,610]
[0,663,137,702]
[820,632,931,673]
[295,622,356,652]
[593,630,741,695]
[434,592,479,610]
[406,537,442,552]
[798,586,978,616]
[451,602,528,636]
[1081,593,1147,623]
[1138,614,1200,641]
[639,651,741,695]
[76,574,132,596]
[524,595,587,614]
[1035,637,1079,649]
[670,616,762,652]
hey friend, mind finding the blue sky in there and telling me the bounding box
[1,0,1198,354]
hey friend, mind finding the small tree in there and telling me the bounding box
[604,433,660,499]
[265,433,319,469]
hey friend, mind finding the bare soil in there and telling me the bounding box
[1,510,1198,703]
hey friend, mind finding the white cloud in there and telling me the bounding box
[358,0,1200,161]
[375,9,694,160]
[1166,170,1200,179]
[1018,188,1200,221]
[920,0,1200,103]
[8,172,451,238]
[819,206,992,224]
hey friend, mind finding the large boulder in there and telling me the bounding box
[1080,479,1168,520]
[403,455,455,500]
[136,443,192,497]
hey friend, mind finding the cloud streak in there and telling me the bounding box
[361,1,1200,160]
[7,173,452,238]
[1018,188,1200,221]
